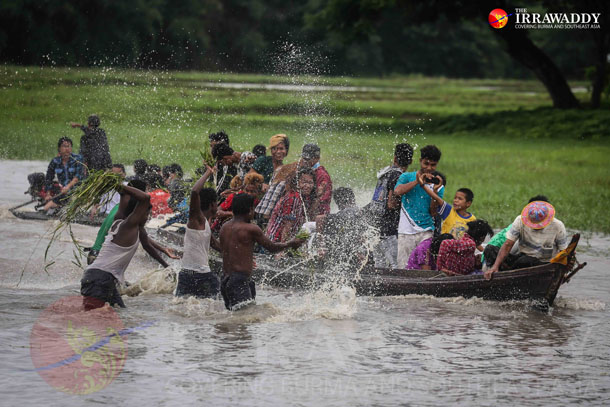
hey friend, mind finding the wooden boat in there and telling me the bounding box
[151,228,586,308]
[9,203,104,227]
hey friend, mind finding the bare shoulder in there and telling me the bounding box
[244,222,263,235]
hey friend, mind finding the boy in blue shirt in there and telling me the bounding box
[394,145,443,268]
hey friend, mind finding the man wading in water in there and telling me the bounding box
[174,165,221,298]
[219,194,304,310]
[81,184,152,310]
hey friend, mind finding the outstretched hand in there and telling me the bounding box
[164,247,181,259]
[287,238,305,249]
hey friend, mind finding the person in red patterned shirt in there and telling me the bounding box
[300,143,332,216]
[265,168,316,243]
[437,219,493,275]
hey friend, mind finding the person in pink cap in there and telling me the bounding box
[484,197,568,280]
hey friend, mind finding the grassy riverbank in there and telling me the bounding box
[1,65,609,232]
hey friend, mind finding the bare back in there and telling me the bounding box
[219,219,259,276]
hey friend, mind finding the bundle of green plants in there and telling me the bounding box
[45,169,124,269]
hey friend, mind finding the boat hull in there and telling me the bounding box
[155,228,567,307]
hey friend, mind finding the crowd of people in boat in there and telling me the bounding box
[40,114,570,310]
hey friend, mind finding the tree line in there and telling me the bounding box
[0,0,607,107]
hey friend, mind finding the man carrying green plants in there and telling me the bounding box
[82,182,179,309]
[87,179,179,266]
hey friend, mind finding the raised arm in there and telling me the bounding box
[117,184,151,227]
[188,165,214,228]
[418,173,445,206]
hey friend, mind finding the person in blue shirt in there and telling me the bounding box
[42,137,84,213]
[393,145,444,268]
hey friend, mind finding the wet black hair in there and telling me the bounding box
[395,143,413,167]
[528,195,549,203]
[87,114,100,127]
[57,137,73,150]
[162,165,171,179]
[112,163,126,173]
[169,163,183,178]
[209,130,230,145]
[144,172,164,190]
[233,193,255,215]
[199,188,217,211]
[430,233,454,256]
[466,219,494,244]
[212,143,234,160]
[420,145,442,162]
[134,159,148,176]
[333,187,356,209]
[457,188,474,203]
[148,164,161,173]
[127,179,147,192]
[253,144,266,157]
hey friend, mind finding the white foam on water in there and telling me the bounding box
[267,283,357,323]
[122,267,178,297]
[167,295,228,318]
[554,296,606,311]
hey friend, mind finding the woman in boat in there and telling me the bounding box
[265,168,316,243]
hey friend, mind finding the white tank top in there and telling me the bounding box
[87,219,140,283]
[181,219,212,273]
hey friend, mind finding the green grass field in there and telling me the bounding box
[1,65,609,232]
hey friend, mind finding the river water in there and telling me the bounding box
[1,160,609,406]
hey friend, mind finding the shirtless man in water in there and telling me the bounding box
[219,193,304,310]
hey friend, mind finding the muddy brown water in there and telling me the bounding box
[1,160,608,406]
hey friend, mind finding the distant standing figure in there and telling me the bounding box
[71,114,112,173]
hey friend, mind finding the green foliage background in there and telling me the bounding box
[1,66,608,232]
[0,0,598,79]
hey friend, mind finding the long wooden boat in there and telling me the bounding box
[151,228,585,308]
[9,204,104,227]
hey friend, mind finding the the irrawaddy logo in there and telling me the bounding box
[30,296,128,395]
[489,8,510,29]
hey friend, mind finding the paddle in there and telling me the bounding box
[9,199,37,212]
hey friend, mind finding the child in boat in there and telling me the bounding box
[212,172,264,233]
[418,173,477,240]
[175,165,222,299]
[219,194,304,310]
[436,220,494,275]
[406,233,454,270]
